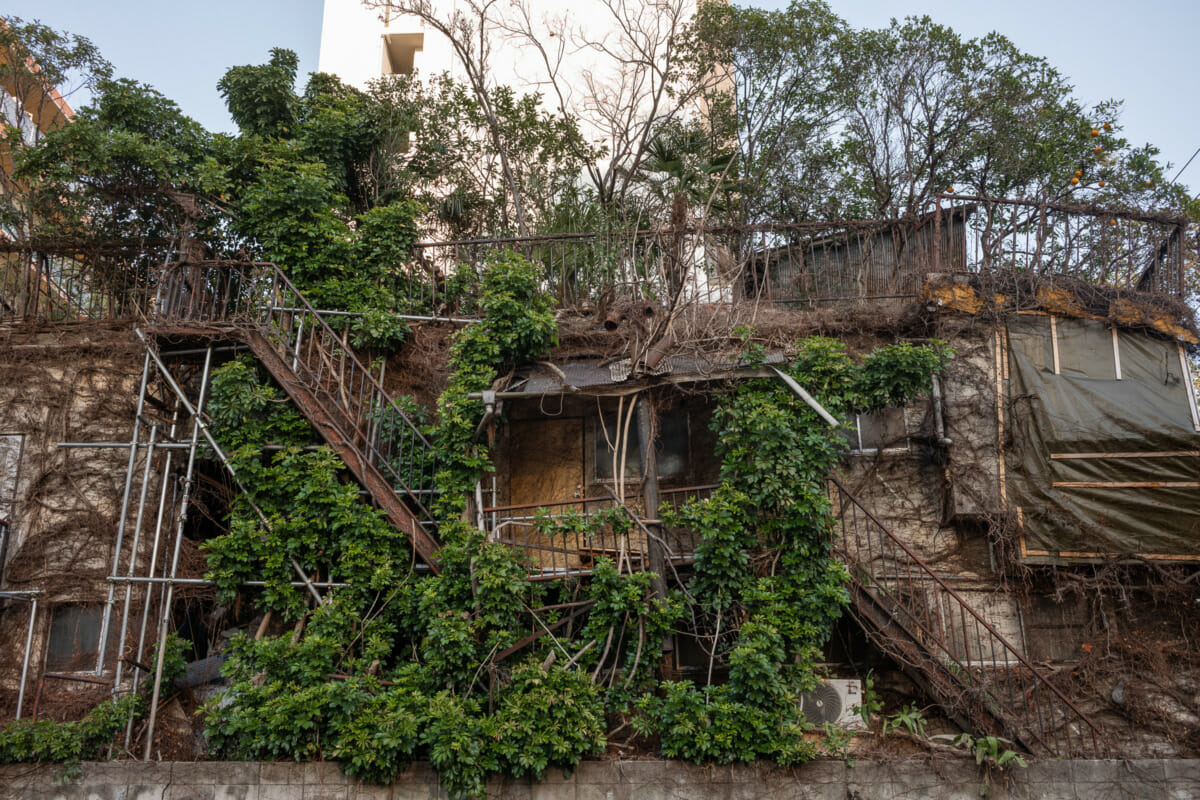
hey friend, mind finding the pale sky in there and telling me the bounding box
[5,0,1198,195]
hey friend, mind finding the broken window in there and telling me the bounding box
[45,605,112,673]
[593,409,689,482]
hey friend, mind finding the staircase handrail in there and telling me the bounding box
[155,260,438,527]
[828,476,1108,757]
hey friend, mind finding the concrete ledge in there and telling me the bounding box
[1,758,1197,800]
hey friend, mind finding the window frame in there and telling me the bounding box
[43,604,113,675]
[587,406,692,485]
[844,406,914,456]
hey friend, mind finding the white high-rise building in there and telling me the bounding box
[316,0,705,112]
[318,1,457,88]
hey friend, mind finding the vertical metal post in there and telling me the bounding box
[933,197,943,274]
[95,350,152,676]
[292,316,304,373]
[143,346,212,760]
[113,424,158,695]
[15,597,37,718]
[126,407,179,746]
[635,398,667,600]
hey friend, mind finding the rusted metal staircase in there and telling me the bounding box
[827,477,1108,758]
[152,261,441,569]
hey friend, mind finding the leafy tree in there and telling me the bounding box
[0,15,111,229]
[680,5,1188,223]
[361,72,599,238]
[217,47,301,139]
[15,75,225,286]
[684,0,850,224]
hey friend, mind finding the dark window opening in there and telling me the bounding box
[45,605,111,673]
[593,409,689,481]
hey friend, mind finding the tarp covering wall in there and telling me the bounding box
[1006,314,1200,560]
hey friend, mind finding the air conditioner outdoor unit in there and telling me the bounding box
[798,678,865,729]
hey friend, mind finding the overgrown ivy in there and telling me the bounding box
[199,261,952,797]
[204,252,614,799]
[0,695,142,780]
[635,337,953,765]
[201,357,412,620]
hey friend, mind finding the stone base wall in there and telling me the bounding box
[1,758,1197,800]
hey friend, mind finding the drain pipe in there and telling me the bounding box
[770,367,840,428]
[931,374,953,446]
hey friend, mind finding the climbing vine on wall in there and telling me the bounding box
[202,357,412,619]
[199,259,951,797]
[637,337,953,764]
[204,252,616,799]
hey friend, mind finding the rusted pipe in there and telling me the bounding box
[643,335,675,372]
[603,309,625,331]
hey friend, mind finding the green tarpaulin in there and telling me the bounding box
[1006,315,1200,560]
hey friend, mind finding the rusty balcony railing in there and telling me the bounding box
[155,261,440,542]
[827,477,1108,758]
[935,195,1190,296]
[415,201,1191,312]
[483,484,717,579]
[0,246,156,323]
[414,221,947,309]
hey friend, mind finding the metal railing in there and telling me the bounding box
[936,195,1190,296]
[0,246,156,322]
[155,261,439,527]
[483,484,716,579]
[2,197,1186,325]
[827,477,1107,757]
[415,200,1191,310]
[414,220,951,308]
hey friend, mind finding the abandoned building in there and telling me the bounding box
[0,193,1198,794]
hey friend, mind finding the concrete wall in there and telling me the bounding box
[2,758,1197,800]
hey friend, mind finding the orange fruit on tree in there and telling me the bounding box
[1091,129,1099,136]
[1070,177,1080,184]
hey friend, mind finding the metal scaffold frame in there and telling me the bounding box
[18,332,333,756]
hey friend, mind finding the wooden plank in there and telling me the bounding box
[1050,451,1200,460]
[1051,481,1200,488]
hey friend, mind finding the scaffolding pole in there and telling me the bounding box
[125,404,180,748]
[143,346,212,759]
[112,424,158,698]
[135,328,324,604]
[14,594,39,719]
[95,350,152,676]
